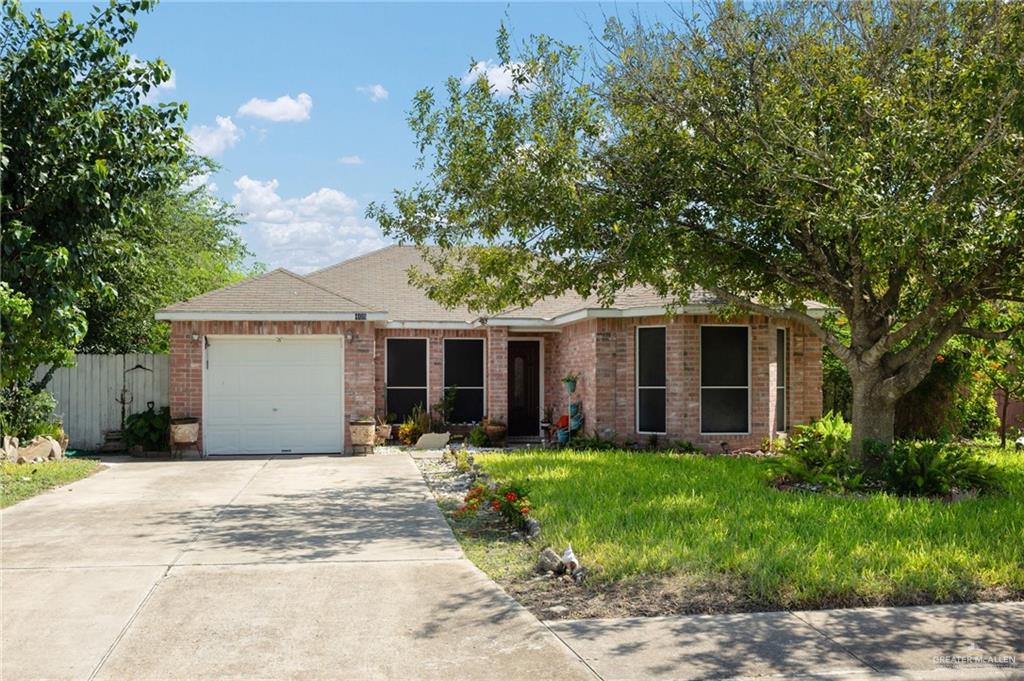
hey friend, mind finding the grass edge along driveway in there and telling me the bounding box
[472,448,1023,612]
[1,458,103,508]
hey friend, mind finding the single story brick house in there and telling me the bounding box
[157,245,824,455]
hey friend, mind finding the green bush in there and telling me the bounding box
[398,404,429,445]
[770,412,863,491]
[879,441,1004,496]
[467,424,488,447]
[0,385,58,440]
[125,403,170,451]
[571,432,618,450]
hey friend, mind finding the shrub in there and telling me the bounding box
[454,481,532,529]
[571,432,618,450]
[125,403,170,451]
[878,441,1004,496]
[671,440,701,454]
[0,385,58,440]
[398,418,422,446]
[770,412,863,491]
[467,424,488,447]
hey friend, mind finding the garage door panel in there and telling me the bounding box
[205,338,343,455]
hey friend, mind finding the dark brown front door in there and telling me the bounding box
[507,340,540,436]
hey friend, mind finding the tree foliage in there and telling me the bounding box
[80,175,259,354]
[1,0,188,386]
[971,303,1024,447]
[371,0,1024,454]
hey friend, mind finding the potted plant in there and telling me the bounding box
[349,417,375,450]
[562,372,579,394]
[375,413,394,445]
[482,416,507,446]
[540,406,554,429]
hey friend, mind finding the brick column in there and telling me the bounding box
[486,326,508,422]
[344,323,376,450]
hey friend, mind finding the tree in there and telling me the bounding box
[371,1,1024,459]
[80,177,260,354]
[973,304,1024,448]
[1,0,188,388]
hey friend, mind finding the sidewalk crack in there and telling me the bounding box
[788,610,880,674]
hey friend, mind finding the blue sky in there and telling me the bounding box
[39,2,684,273]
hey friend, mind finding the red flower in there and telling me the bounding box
[491,500,501,511]
[520,507,530,514]
[935,354,945,363]
[505,491,518,502]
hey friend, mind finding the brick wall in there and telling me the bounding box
[169,313,823,454]
[541,314,824,451]
[372,327,489,418]
[168,320,375,451]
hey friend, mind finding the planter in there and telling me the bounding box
[169,417,200,445]
[562,379,577,394]
[568,402,581,417]
[483,423,507,446]
[349,421,376,448]
[556,427,571,445]
[374,424,392,445]
[569,415,584,431]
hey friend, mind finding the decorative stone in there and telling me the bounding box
[524,517,541,539]
[571,566,588,584]
[17,436,62,462]
[2,435,19,460]
[414,432,450,450]
[561,544,579,573]
[536,547,564,574]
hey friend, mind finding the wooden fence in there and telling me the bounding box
[34,354,169,450]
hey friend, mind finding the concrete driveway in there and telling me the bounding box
[2,455,594,680]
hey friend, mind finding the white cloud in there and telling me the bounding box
[462,60,525,96]
[237,92,313,122]
[356,83,389,102]
[337,155,364,165]
[189,116,241,157]
[184,173,218,193]
[232,175,386,273]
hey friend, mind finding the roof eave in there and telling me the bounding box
[155,311,389,322]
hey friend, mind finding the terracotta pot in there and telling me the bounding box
[484,424,507,445]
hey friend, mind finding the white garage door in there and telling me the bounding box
[204,337,344,455]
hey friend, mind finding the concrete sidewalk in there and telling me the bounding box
[548,601,1023,680]
[2,455,594,681]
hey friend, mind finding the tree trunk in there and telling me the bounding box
[850,374,896,464]
[999,390,1009,449]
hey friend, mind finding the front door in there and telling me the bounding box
[507,340,540,437]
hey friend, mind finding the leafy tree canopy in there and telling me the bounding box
[371,0,1024,453]
[79,169,261,354]
[1,0,188,386]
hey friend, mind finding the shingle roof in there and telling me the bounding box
[159,268,378,315]
[306,245,720,323]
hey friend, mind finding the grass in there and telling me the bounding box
[472,447,1024,611]
[1,458,102,508]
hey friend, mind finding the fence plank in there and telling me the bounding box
[32,354,169,450]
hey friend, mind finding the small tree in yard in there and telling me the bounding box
[371,1,1024,459]
[973,305,1024,448]
[1,0,188,390]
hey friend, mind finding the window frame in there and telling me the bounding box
[776,327,788,434]
[385,337,429,421]
[635,325,668,435]
[699,324,752,436]
[442,337,487,424]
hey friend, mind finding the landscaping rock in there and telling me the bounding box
[2,435,19,460]
[537,547,564,574]
[571,566,588,584]
[524,517,541,539]
[561,544,579,573]
[414,432,450,450]
[18,436,63,462]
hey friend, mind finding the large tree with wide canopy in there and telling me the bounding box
[371,1,1024,457]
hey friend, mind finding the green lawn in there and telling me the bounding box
[474,448,1024,610]
[1,458,102,508]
